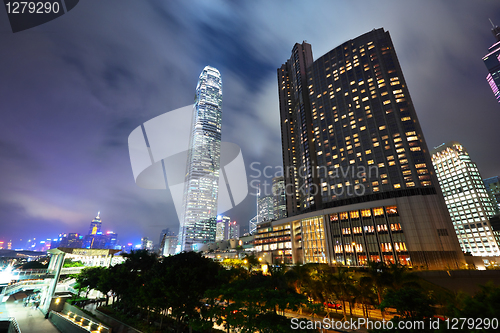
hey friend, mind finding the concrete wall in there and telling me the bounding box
[93,310,143,333]
[48,311,90,333]
[417,269,500,295]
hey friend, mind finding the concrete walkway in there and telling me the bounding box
[0,301,60,333]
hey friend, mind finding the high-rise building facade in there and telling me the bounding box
[228,221,240,239]
[160,234,178,256]
[215,215,230,241]
[258,195,274,222]
[431,142,500,256]
[277,28,464,269]
[141,237,154,251]
[272,176,287,220]
[179,66,223,252]
[484,176,500,212]
[483,21,500,103]
[83,212,117,249]
[88,212,102,235]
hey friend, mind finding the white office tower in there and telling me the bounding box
[179,66,223,252]
[431,142,500,256]
[216,215,231,241]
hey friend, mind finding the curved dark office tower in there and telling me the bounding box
[483,21,500,103]
[277,28,464,269]
[179,66,222,252]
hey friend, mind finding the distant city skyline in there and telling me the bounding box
[1,2,499,247]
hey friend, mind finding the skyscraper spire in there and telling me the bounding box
[489,18,500,41]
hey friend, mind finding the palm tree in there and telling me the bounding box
[285,263,315,314]
[356,276,377,317]
[363,261,391,306]
[330,267,356,319]
[387,263,420,291]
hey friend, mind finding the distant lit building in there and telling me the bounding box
[484,176,500,212]
[248,215,258,235]
[141,237,154,251]
[228,221,240,239]
[431,142,500,256]
[88,212,102,235]
[59,233,84,249]
[258,196,274,222]
[272,176,287,220]
[483,20,500,103]
[254,221,293,265]
[159,228,176,256]
[104,231,118,249]
[158,228,174,246]
[160,233,177,256]
[216,215,230,241]
[83,212,118,249]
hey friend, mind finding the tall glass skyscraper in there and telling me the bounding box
[483,21,500,103]
[277,29,464,269]
[179,66,223,252]
[431,142,500,256]
[258,196,274,222]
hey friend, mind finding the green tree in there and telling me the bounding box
[387,263,420,291]
[356,275,378,317]
[446,281,500,331]
[380,287,435,321]
[330,267,356,319]
[63,259,85,268]
[75,267,102,297]
[159,251,222,333]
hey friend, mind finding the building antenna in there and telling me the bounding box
[490,18,496,28]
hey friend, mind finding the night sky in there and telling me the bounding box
[1,1,500,249]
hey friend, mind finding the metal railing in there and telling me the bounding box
[2,280,49,296]
[8,317,22,333]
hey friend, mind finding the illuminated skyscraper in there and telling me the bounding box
[88,212,102,235]
[277,28,464,268]
[179,66,223,251]
[272,176,287,220]
[258,196,274,222]
[484,176,500,212]
[216,215,230,241]
[228,221,240,239]
[431,142,500,256]
[483,20,500,103]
